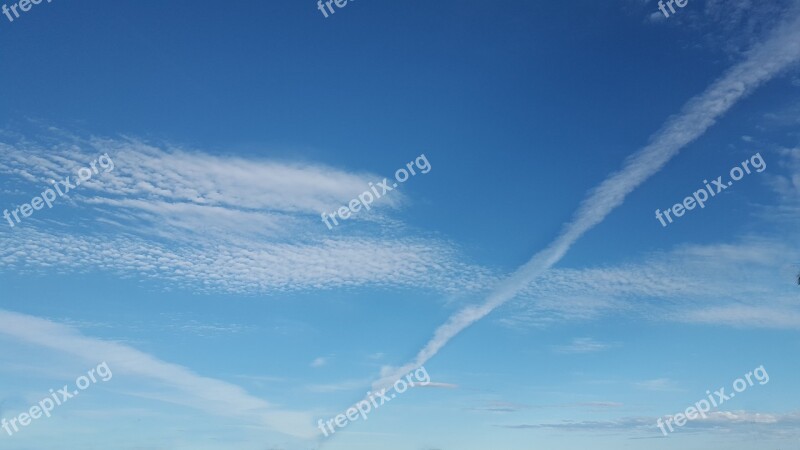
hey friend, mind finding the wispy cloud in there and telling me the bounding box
[502,232,800,330]
[502,416,653,431]
[419,381,458,389]
[639,0,798,56]
[466,401,527,413]
[0,309,317,439]
[699,0,798,54]
[374,6,800,390]
[501,410,800,436]
[552,338,613,354]
[305,378,369,394]
[468,401,622,413]
[0,134,496,295]
[310,357,328,368]
[681,305,800,328]
[635,378,681,392]
[0,133,402,218]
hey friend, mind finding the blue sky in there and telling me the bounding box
[1,0,800,448]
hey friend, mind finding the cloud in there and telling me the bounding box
[0,131,503,299]
[0,226,495,295]
[0,309,318,439]
[418,382,458,389]
[367,352,385,360]
[770,147,800,201]
[310,357,328,368]
[635,378,681,392]
[699,0,799,54]
[502,416,653,431]
[577,402,625,409]
[552,338,612,354]
[501,410,800,436]
[681,305,800,328]
[373,8,800,391]
[466,401,526,413]
[0,133,402,217]
[500,227,800,330]
[305,379,369,394]
[467,401,622,414]
[639,0,798,56]
[0,133,496,295]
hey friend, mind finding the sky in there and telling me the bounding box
[0,0,799,449]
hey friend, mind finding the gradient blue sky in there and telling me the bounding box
[1,1,800,449]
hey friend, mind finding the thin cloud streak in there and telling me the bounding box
[0,309,317,439]
[375,6,800,389]
[503,233,800,330]
[501,410,800,435]
[552,337,612,354]
[0,134,497,295]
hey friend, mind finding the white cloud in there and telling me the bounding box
[0,227,493,295]
[0,134,496,296]
[681,305,800,328]
[310,357,328,368]
[0,134,402,216]
[699,0,798,54]
[552,338,612,354]
[502,233,800,330]
[635,378,681,392]
[639,0,798,56]
[502,410,800,436]
[418,382,458,389]
[373,7,800,391]
[305,379,369,394]
[0,309,318,439]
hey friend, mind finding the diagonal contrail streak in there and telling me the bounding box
[374,5,800,390]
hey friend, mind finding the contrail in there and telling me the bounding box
[374,5,800,390]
